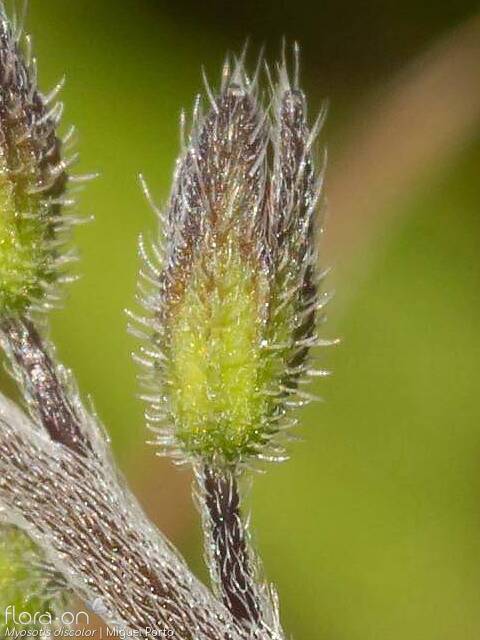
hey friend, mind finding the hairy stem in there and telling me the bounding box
[197,464,280,636]
[0,396,248,640]
[0,316,88,454]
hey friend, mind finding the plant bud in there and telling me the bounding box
[135,52,330,464]
[0,5,76,314]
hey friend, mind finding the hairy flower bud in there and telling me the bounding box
[134,51,331,464]
[0,4,78,314]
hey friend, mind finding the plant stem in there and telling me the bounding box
[0,316,88,454]
[199,464,263,629]
[0,396,247,640]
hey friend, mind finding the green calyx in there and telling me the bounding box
[139,57,325,465]
[167,236,272,462]
[0,162,58,313]
[0,12,69,315]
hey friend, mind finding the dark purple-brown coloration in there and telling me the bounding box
[159,83,269,320]
[202,465,262,626]
[0,318,87,454]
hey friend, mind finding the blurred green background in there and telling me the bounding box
[6,0,480,637]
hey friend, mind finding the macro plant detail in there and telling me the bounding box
[0,4,330,639]
[136,53,329,465]
[0,526,69,635]
[0,3,74,315]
